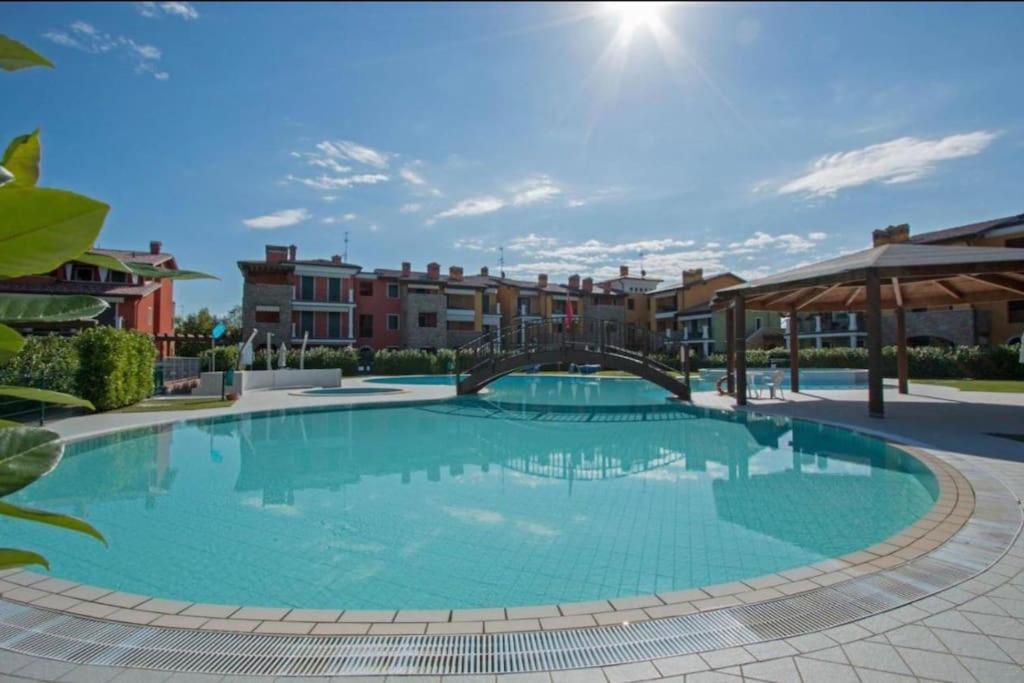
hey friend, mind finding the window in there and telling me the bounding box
[755,317,763,330]
[72,265,95,281]
[329,312,342,338]
[359,280,374,296]
[387,314,400,331]
[299,311,314,336]
[387,282,399,299]
[358,314,374,337]
[1009,300,1024,324]
[627,298,635,310]
[255,308,280,323]
[418,312,437,328]
[482,295,491,314]
[109,270,129,283]
[329,278,341,302]
[300,276,314,300]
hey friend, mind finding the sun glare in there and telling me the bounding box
[603,1,668,33]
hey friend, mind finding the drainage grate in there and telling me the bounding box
[0,458,1018,677]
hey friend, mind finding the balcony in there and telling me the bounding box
[446,307,475,323]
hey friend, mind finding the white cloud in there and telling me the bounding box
[343,212,357,221]
[808,232,828,241]
[567,198,587,208]
[453,237,495,252]
[317,140,390,169]
[308,157,351,174]
[243,208,311,229]
[778,131,998,197]
[321,212,357,225]
[508,233,559,251]
[433,196,506,220]
[400,166,427,185]
[286,173,389,191]
[43,21,168,79]
[727,231,822,254]
[137,2,199,20]
[400,203,422,214]
[511,175,562,206]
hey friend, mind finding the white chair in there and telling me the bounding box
[747,373,763,399]
[768,371,785,400]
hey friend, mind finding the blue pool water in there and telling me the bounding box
[5,392,937,610]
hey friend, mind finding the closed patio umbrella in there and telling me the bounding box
[277,343,288,369]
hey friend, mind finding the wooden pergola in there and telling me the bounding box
[713,241,1024,418]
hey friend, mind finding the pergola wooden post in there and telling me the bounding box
[725,306,735,395]
[734,297,747,407]
[788,304,800,393]
[681,343,691,392]
[895,306,909,394]
[864,269,884,418]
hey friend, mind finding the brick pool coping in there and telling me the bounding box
[0,441,973,638]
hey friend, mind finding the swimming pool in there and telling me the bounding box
[4,398,937,610]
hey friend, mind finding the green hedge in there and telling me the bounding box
[199,346,240,373]
[0,335,79,395]
[75,327,156,411]
[699,344,1024,380]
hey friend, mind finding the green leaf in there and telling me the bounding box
[0,548,48,570]
[0,500,105,544]
[124,262,219,280]
[1,130,40,187]
[0,322,25,364]
[0,294,108,323]
[0,426,63,497]
[0,187,109,278]
[0,35,54,72]
[76,251,132,272]
[0,386,94,410]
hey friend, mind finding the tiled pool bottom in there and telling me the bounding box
[2,401,938,611]
[0,443,1004,679]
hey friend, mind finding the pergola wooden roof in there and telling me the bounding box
[709,242,1024,418]
[713,243,1024,313]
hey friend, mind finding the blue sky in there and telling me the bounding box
[4,2,1023,314]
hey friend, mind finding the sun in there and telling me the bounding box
[602,2,669,33]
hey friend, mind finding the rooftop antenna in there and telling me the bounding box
[639,251,647,278]
[343,231,349,263]
[499,246,506,278]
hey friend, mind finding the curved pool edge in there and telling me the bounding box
[0,437,1014,678]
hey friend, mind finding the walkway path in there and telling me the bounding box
[3,380,1024,681]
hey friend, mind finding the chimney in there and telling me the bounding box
[448,265,464,281]
[619,265,629,277]
[149,240,162,255]
[682,268,704,286]
[537,273,548,288]
[568,274,581,290]
[480,266,489,276]
[265,245,289,264]
[427,262,441,280]
[582,277,594,293]
[288,244,297,261]
[872,223,910,247]
[401,261,412,277]
[331,255,342,264]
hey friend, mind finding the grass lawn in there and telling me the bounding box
[115,397,236,413]
[914,379,1024,393]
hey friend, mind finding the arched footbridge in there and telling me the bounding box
[455,317,690,399]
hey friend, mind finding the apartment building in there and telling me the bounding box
[597,265,661,328]
[648,269,781,357]
[784,213,1024,349]
[0,240,178,337]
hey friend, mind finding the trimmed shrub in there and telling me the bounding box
[0,335,79,395]
[199,346,240,372]
[75,327,156,411]
[249,346,360,375]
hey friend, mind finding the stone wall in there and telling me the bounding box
[242,282,293,347]
[881,308,979,346]
[401,292,447,349]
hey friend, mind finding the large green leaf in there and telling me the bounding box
[0,35,54,72]
[0,322,24,364]
[0,293,108,323]
[0,548,48,570]
[1,130,40,188]
[0,500,105,544]
[0,386,94,410]
[0,187,109,278]
[124,262,219,280]
[0,426,63,497]
[77,251,218,281]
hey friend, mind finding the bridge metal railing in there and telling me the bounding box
[455,317,681,381]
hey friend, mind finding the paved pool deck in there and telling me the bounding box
[3,379,1024,682]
